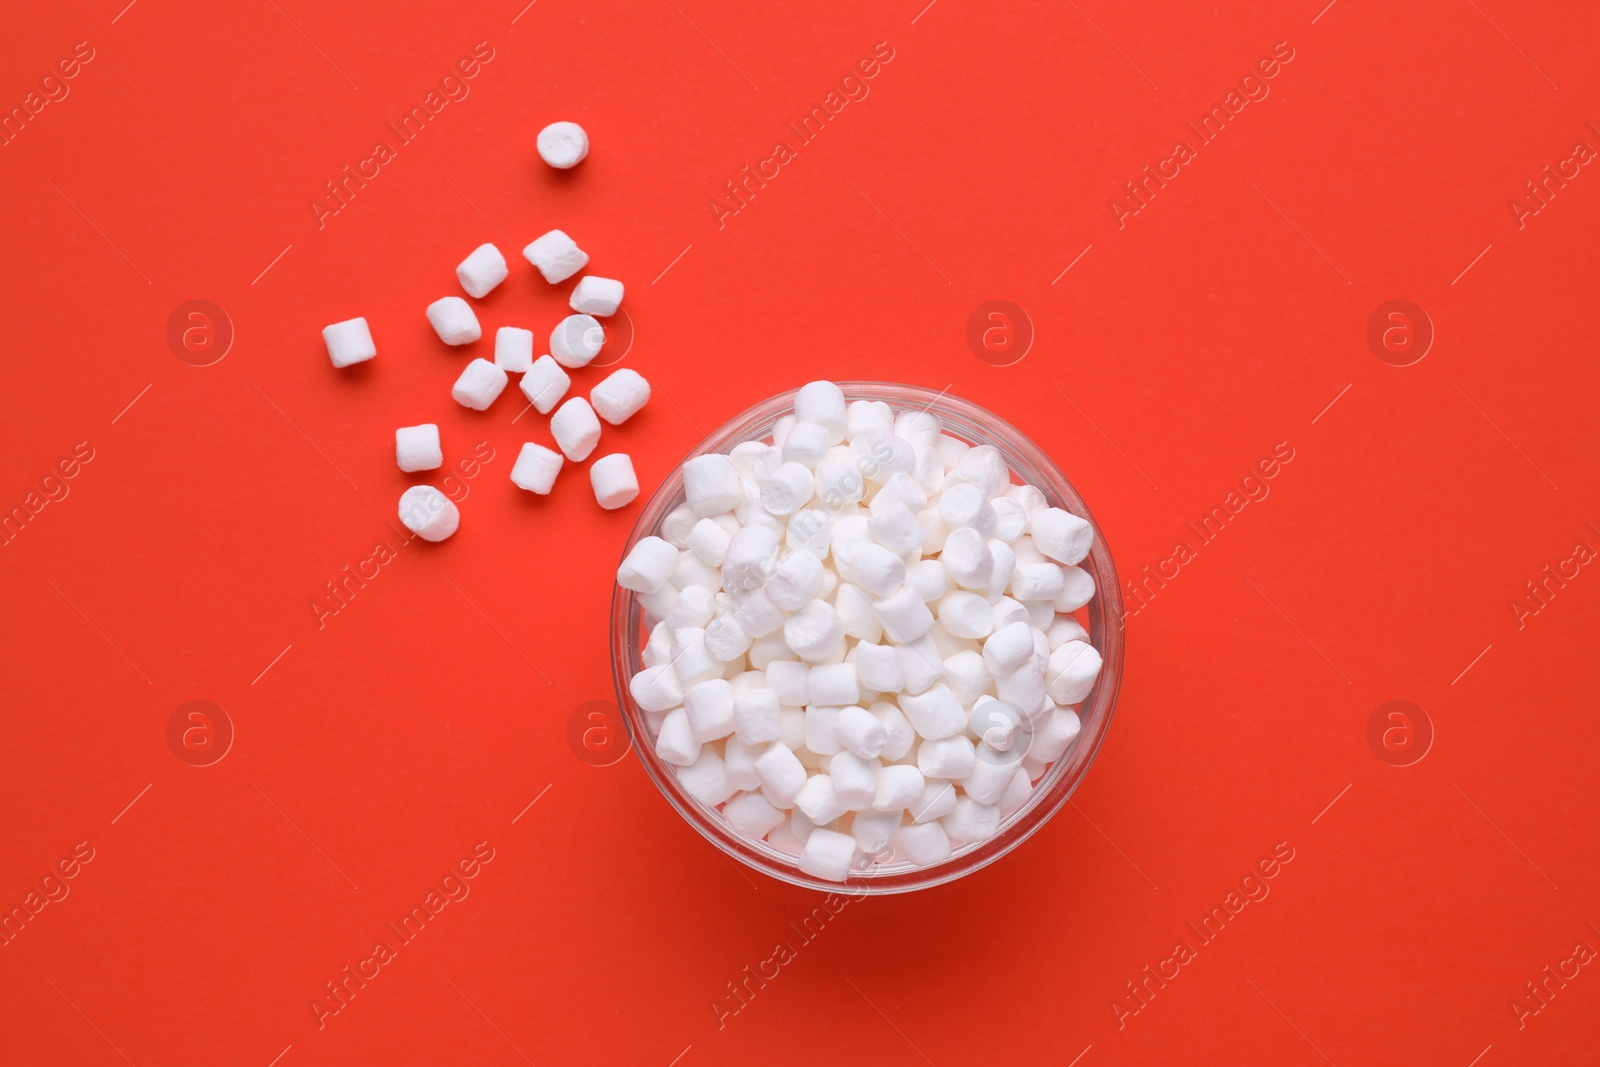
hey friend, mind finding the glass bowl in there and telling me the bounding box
[610,382,1123,894]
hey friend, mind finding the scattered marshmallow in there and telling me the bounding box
[550,397,602,462]
[456,243,508,298]
[323,317,376,367]
[520,354,570,414]
[591,368,650,425]
[590,453,639,510]
[615,381,1103,882]
[537,121,589,169]
[570,276,624,316]
[550,314,604,368]
[426,296,481,345]
[523,229,588,283]
[451,358,509,410]
[395,424,442,472]
[494,327,535,374]
[398,485,459,542]
[510,442,563,495]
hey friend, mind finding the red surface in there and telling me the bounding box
[3,1,1598,1064]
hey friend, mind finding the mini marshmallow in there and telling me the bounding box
[875,703,917,761]
[732,688,781,744]
[684,678,735,741]
[917,736,977,780]
[830,752,878,809]
[898,684,967,740]
[784,600,845,662]
[855,642,905,694]
[426,297,481,345]
[569,275,624,316]
[725,743,761,792]
[942,528,995,590]
[938,591,995,639]
[910,781,958,823]
[1010,562,1066,602]
[872,586,935,644]
[456,243,508,298]
[869,504,927,557]
[809,663,861,707]
[963,745,1022,805]
[1046,641,1103,704]
[618,536,678,592]
[671,628,723,688]
[939,482,996,535]
[684,454,743,517]
[848,544,906,599]
[1031,507,1094,565]
[782,422,831,468]
[520,355,571,414]
[755,741,807,802]
[550,397,602,461]
[991,497,1028,542]
[760,463,815,516]
[523,229,589,283]
[629,663,684,712]
[872,764,924,811]
[803,706,842,755]
[705,614,751,661]
[1030,707,1082,763]
[590,368,650,425]
[895,410,941,449]
[687,519,733,567]
[398,485,459,542]
[725,792,785,838]
[898,635,944,695]
[835,584,883,643]
[1047,616,1090,648]
[1054,566,1096,612]
[678,749,735,806]
[662,504,698,546]
[764,660,810,707]
[510,442,564,495]
[836,704,888,758]
[969,699,1027,752]
[848,400,895,439]
[983,621,1036,675]
[452,358,509,410]
[323,317,376,367]
[655,709,701,767]
[768,551,825,612]
[942,651,991,707]
[734,589,784,639]
[895,820,951,866]
[537,120,589,169]
[942,797,1000,843]
[999,767,1034,813]
[798,827,857,881]
[795,381,847,444]
[550,314,604,368]
[395,424,442,472]
[794,774,847,824]
[851,809,900,854]
[590,453,639,509]
[905,559,949,602]
[494,326,535,373]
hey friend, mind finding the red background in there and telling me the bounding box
[3,1,1598,1064]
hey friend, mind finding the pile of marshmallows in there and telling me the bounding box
[616,381,1104,882]
[317,121,652,541]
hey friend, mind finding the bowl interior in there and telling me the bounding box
[610,382,1124,894]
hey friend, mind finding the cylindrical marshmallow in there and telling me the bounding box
[898,684,967,740]
[522,229,588,283]
[550,314,605,368]
[618,536,677,592]
[452,358,509,410]
[894,821,951,865]
[760,462,815,516]
[798,827,857,881]
[784,600,845,662]
[872,764,925,810]
[794,381,848,444]
[683,454,743,517]
[537,121,589,169]
[942,797,1000,843]
[426,296,481,345]
[590,453,639,509]
[550,397,602,461]
[494,326,535,373]
[323,317,376,367]
[1031,507,1094,565]
[725,792,784,838]
[570,275,624,315]
[1046,640,1103,704]
[395,424,442,472]
[590,368,650,425]
[398,485,459,542]
[510,442,563,495]
[938,591,995,639]
[457,243,508,298]
[519,354,570,414]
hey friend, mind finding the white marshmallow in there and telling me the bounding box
[618,536,678,592]
[522,229,589,283]
[590,453,639,510]
[677,749,735,806]
[1046,641,1103,704]
[794,381,847,444]
[834,584,883,643]
[794,774,846,824]
[836,704,888,758]
[452,358,509,410]
[803,706,842,755]
[869,504,927,557]
[969,699,1027,752]
[815,460,865,507]
[895,821,951,866]
[537,120,589,168]
[983,621,1036,675]
[550,314,605,368]
[848,544,906,599]
[910,781,957,823]
[942,650,990,707]
[1011,562,1066,602]
[723,740,760,790]
[809,663,860,707]
[784,600,844,662]
[569,275,624,316]
[725,792,784,838]
[733,589,784,639]
[670,628,723,688]
[905,559,949,602]
[1047,616,1090,648]
[1054,566,1096,612]
[510,442,563,495]
[1031,507,1094,565]
[456,243,508,298]
[895,410,941,448]
[661,504,698,546]
[398,485,459,542]
[629,664,684,712]
[798,827,857,881]
[942,797,1000,843]
[687,519,733,567]
[684,454,743,517]
[519,355,571,414]
[872,586,935,644]
[917,736,977,780]
[590,368,650,425]
[897,635,944,695]
[767,551,824,611]
[705,614,751,661]
[1030,707,1082,763]
[395,424,442,473]
[764,660,810,707]
[942,527,994,590]
[323,317,376,367]
[963,745,1022,805]
[855,642,905,694]
[851,809,900,854]
[426,297,481,345]
[830,752,878,809]
[991,497,1028,542]
[847,400,895,439]
[999,767,1034,813]
[872,764,924,811]
[874,702,917,761]
[760,462,814,516]
[938,591,994,639]
[939,482,996,535]
[754,742,807,802]
[732,688,781,744]
[898,684,967,740]
[493,326,535,374]
[550,397,602,461]
[683,678,735,741]
[655,709,700,767]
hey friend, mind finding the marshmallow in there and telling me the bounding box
[1046,641,1103,704]
[655,710,701,767]
[942,650,991,707]
[872,764,924,810]
[426,297,481,345]
[494,326,535,373]
[550,314,605,368]
[1054,566,1096,612]
[519,355,571,414]
[804,706,842,755]
[784,600,844,662]
[630,664,684,713]
[670,628,722,688]
[808,663,860,707]
[684,454,743,517]
[684,678,735,741]
[969,699,1027,752]
[570,275,624,316]
[855,641,905,694]
[550,397,602,461]
[768,550,825,611]
[724,742,762,792]
[848,544,905,599]
[898,635,945,695]
[687,519,733,567]
[983,621,1036,675]
[725,792,784,839]
[835,584,882,643]
[323,317,376,367]
[452,358,509,410]
[733,687,781,744]
[875,702,917,761]
[848,400,895,439]
[898,684,967,740]
[1031,507,1094,565]
[760,463,815,516]
[678,749,735,806]
[590,453,639,509]
[794,774,846,824]
[911,781,957,822]
[872,586,935,644]
[782,422,832,468]
[794,381,847,444]
[590,368,650,425]
[836,704,888,758]
[395,424,442,472]
[942,797,1000,843]
[765,660,809,706]
[705,614,751,661]
[895,821,951,865]
[537,120,589,169]
[942,528,994,590]
[939,482,996,535]
[618,536,678,592]
[830,752,878,809]
[523,229,588,283]
[798,827,857,881]
[1010,563,1066,602]
[917,736,977,780]
[456,243,508,298]
[398,485,459,542]
[938,591,995,639]
[1047,616,1090,648]
[510,442,564,495]
[868,504,927,558]
[1030,707,1082,763]
[851,809,900,854]
[962,745,1022,805]
[905,559,949,602]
